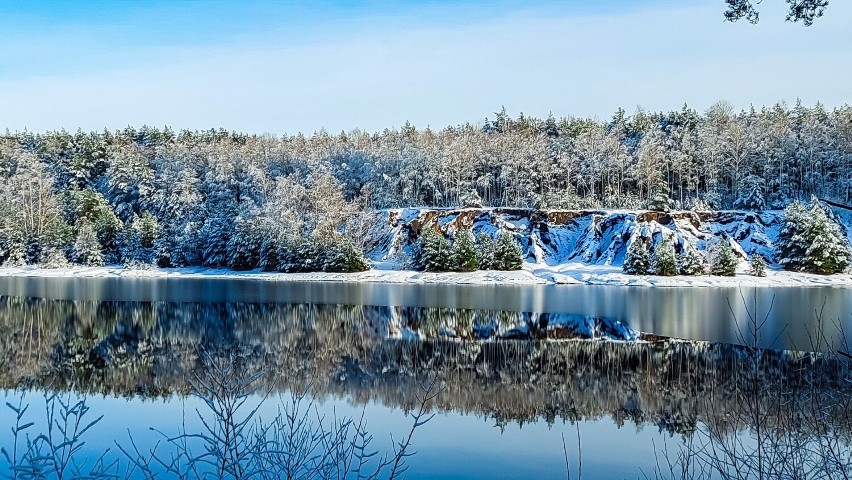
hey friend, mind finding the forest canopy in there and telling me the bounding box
[1,100,850,270]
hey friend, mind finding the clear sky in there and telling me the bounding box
[0,0,849,134]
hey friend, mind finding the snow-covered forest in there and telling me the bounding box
[1,100,851,272]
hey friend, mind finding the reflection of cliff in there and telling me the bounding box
[1,296,850,437]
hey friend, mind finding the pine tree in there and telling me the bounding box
[777,200,809,271]
[40,245,70,268]
[258,235,281,272]
[476,233,497,270]
[651,240,678,276]
[750,253,767,277]
[452,229,478,272]
[133,211,159,248]
[73,220,104,266]
[678,248,708,276]
[647,182,672,212]
[494,231,523,270]
[801,204,850,274]
[710,240,737,276]
[623,238,650,275]
[322,237,370,272]
[420,227,452,272]
[733,175,766,211]
[227,217,260,271]
[2,230,27,267]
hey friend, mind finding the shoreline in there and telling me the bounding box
[1,263,850,288]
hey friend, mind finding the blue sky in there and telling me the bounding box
[0,1,849,133]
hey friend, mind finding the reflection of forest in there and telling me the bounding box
[1,296,850,437]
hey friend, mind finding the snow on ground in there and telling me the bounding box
[1,263,850,288]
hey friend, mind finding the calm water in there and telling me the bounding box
[0,276,850,478]
[1,276,851,349]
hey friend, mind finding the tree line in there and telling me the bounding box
[1,100,850,271]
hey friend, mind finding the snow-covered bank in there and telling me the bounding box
[2,207,850,288]
[1,263,850,288]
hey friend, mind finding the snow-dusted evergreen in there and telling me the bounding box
[622,239,651,275]
[801,203,850,274]
[710,240,738,276]
[476,233,497,270]
[651,240,678,276]
[452,229,479,272]
[73,219,104,266]
[493,231,523,270]
[777,200,810,271]
[777,198,850,274]
[647,182,672,213]
[678,249,708,276]
[420,227,453,272]
[733,175,766,211]
[750,253,767,277]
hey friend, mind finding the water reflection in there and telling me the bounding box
[1,296,850,441]
[0,277,850,350]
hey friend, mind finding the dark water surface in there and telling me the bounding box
[1,276,850,349]
[0,276,850,478]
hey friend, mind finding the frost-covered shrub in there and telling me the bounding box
[651,240,678,276]
[623,238,650,275]
[710,240,737,276]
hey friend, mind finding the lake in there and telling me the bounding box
[0,276,850,478]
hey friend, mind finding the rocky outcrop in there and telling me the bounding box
[367,208,845,267]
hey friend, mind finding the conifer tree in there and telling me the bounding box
[494,231,523,270]
[322,237,370,272]
[623,238,650,275]
[133,211,159,248]
[678,248,708,276]
[258,235,281,272]
[2,231,27,267]
[801,203,850,274]
[749,253,767,277]
[777,200,809,271]
[40,245,70,268]
[733,175,766,211]
[476,233,497,270]
[652,240,678,276]
[420,227,452,272]
[710,240,737,276]
[227,217,261,271]
[452,229,478,272]
[647,182,672,212]
[73,220,104,266]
